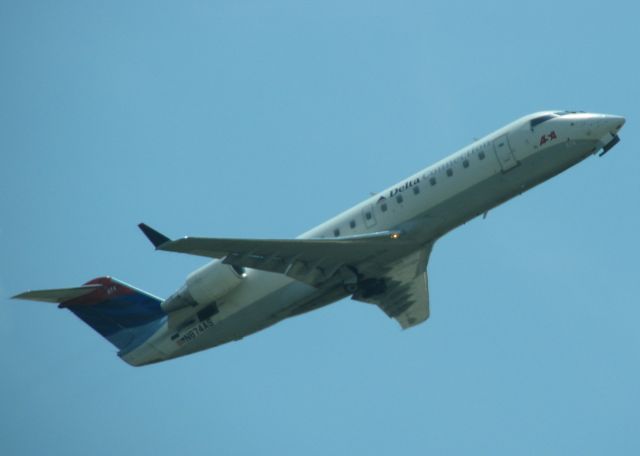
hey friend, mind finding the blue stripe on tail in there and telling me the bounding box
[62,277,166,350]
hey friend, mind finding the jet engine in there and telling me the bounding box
[161,261,246,313]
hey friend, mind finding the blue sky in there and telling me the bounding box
[1,1,639,454]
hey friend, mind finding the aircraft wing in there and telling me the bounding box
[152,228,418,287]
[139,224,434,329]
[352,247,432,329]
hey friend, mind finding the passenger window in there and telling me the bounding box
[479,151,485,160]
[365,212,372,220]
[413,186,420,195]
[350,220,356,229]
[381,203,388,212]
[430,177,436,186]
[396,194,403,203]
[463,159,469,168]
[446,169,453,177]
[333,228,340,237]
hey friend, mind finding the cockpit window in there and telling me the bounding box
[554,110,584,116]
[530,114,556,128]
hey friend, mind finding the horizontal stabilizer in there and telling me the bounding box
[13,277,165,351]
[13,285,102,303]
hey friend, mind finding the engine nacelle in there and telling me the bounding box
[161,261,245,313]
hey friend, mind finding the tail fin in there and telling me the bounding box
[13,277,166,351]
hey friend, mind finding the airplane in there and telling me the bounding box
[13,110,625,366]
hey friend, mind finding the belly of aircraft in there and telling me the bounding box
[163,280,326,360]
[423,139,598,238]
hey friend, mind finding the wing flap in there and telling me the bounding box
[383,272,429,329]
[353,246,433,329]
[158,230,406,258]
[156,231,414,286]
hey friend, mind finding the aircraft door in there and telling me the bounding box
[493,134,518,172]
[362,205,377,229]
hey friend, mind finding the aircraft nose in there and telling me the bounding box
[589,113,625,138]
[605,114,625,132]
[594,114,625,156]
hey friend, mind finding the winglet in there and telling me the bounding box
[138,223,171,248]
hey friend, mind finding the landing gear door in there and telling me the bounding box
[493,134,518,172]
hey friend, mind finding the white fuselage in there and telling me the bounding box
[122,111,625,366]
